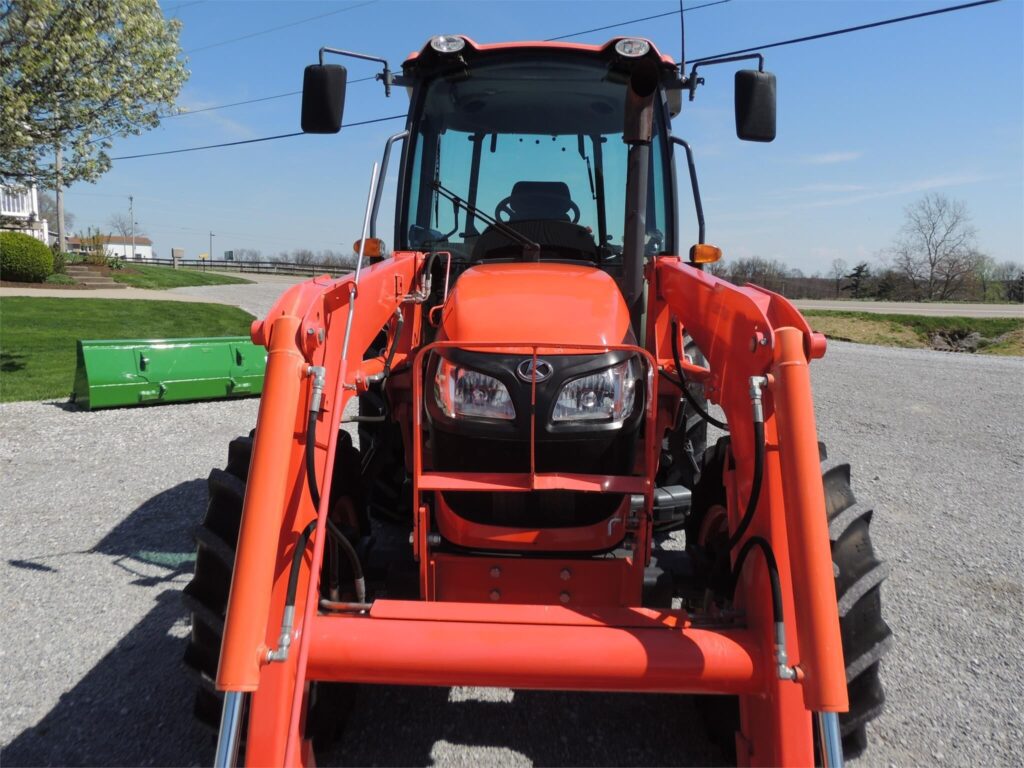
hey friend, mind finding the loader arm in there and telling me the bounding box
[216,251,421,765]
[650,255,848,763]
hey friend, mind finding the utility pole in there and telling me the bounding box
[129,195,136,261]
[55,145,66,253]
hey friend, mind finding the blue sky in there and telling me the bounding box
[64,0,1023,274]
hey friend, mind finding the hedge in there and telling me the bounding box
[1,232,54,282]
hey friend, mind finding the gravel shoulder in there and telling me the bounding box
[1,342,1022,766]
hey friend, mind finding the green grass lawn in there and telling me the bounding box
[0,297,255,402]
[803,310,1024,355]
[112,263,253,290]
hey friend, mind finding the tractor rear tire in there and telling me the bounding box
[181,434,355,747]
[687,441,892,759]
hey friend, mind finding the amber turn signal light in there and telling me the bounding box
[689,243,722,264]
[353,237,384,259]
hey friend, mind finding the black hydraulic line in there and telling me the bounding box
[665,322,765,550]
[730,535,782,624]
[326,518,365,594]
[302,413,367,601]
[382,307,404,380]
[669,320,728,431]
[286,520,319,610]
[724,418,765,552]
[305,408,322,509]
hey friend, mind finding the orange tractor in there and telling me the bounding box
[183,34,890,766]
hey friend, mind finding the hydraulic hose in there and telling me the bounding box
[286,521,319,610]
[305,407,322,509]
[381,307,403,380]
[724,416,765,552]
[267,520,317,662]
[730,535,782,623]
[326,518,365,602]
[669,320,729,431]
[729,534,798,682]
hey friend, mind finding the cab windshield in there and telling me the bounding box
[401,57,671,265]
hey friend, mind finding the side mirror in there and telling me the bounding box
[301,64,347,133]
[735,70,776,142]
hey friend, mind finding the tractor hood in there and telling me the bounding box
[439,262,631,349]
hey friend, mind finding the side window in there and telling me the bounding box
[648,131,669,256]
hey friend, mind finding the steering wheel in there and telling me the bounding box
[494,196,581,225]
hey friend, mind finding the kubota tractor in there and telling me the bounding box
[183,34,891,767]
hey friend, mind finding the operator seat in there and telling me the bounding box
[472,180,596,262]
[504,181,575,222]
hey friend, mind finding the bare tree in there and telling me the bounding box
[38,192,74,232]
[108,212,141,240]
[889,194,981,301]
[829,258,847,298]
[233,248,262,262]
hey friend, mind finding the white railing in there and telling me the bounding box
[1,186,36,218]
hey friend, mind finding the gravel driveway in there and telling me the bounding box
[1,341,1021,766]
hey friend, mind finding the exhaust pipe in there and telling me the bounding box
[621,58,659,334]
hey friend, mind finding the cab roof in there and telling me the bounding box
[402,35,678,70]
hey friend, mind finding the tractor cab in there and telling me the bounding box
[397,37,680,274]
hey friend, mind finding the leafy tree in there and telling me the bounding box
[889,194,982,301]
[843,262,871,299]
[0,0,188,246]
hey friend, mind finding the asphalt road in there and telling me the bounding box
[793,299,1024,318]
[1,341,1022,767]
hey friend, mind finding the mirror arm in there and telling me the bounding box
[319,46,394,96]
[670,136,705,246]
[683,52,765,101]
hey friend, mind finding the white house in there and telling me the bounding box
[66,235,154,260]
[0,184,49,243]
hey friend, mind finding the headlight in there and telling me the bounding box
[552,358,640,425]
[434,358,515,420]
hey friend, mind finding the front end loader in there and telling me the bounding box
[183,34,891,767]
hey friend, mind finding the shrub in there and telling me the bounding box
[51,249,67,274]
[0,232,53,282]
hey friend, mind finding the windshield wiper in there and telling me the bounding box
[430,180,540,260]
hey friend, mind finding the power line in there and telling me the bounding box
[545,0,731,42]
[163,76,376,119]
[185,1,376,54]
[110,115,405,160]
[690,0,1002,63]
[165,0,205,13]
[108,0,1000,162]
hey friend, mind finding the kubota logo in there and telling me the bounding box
[516,359,554,383]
